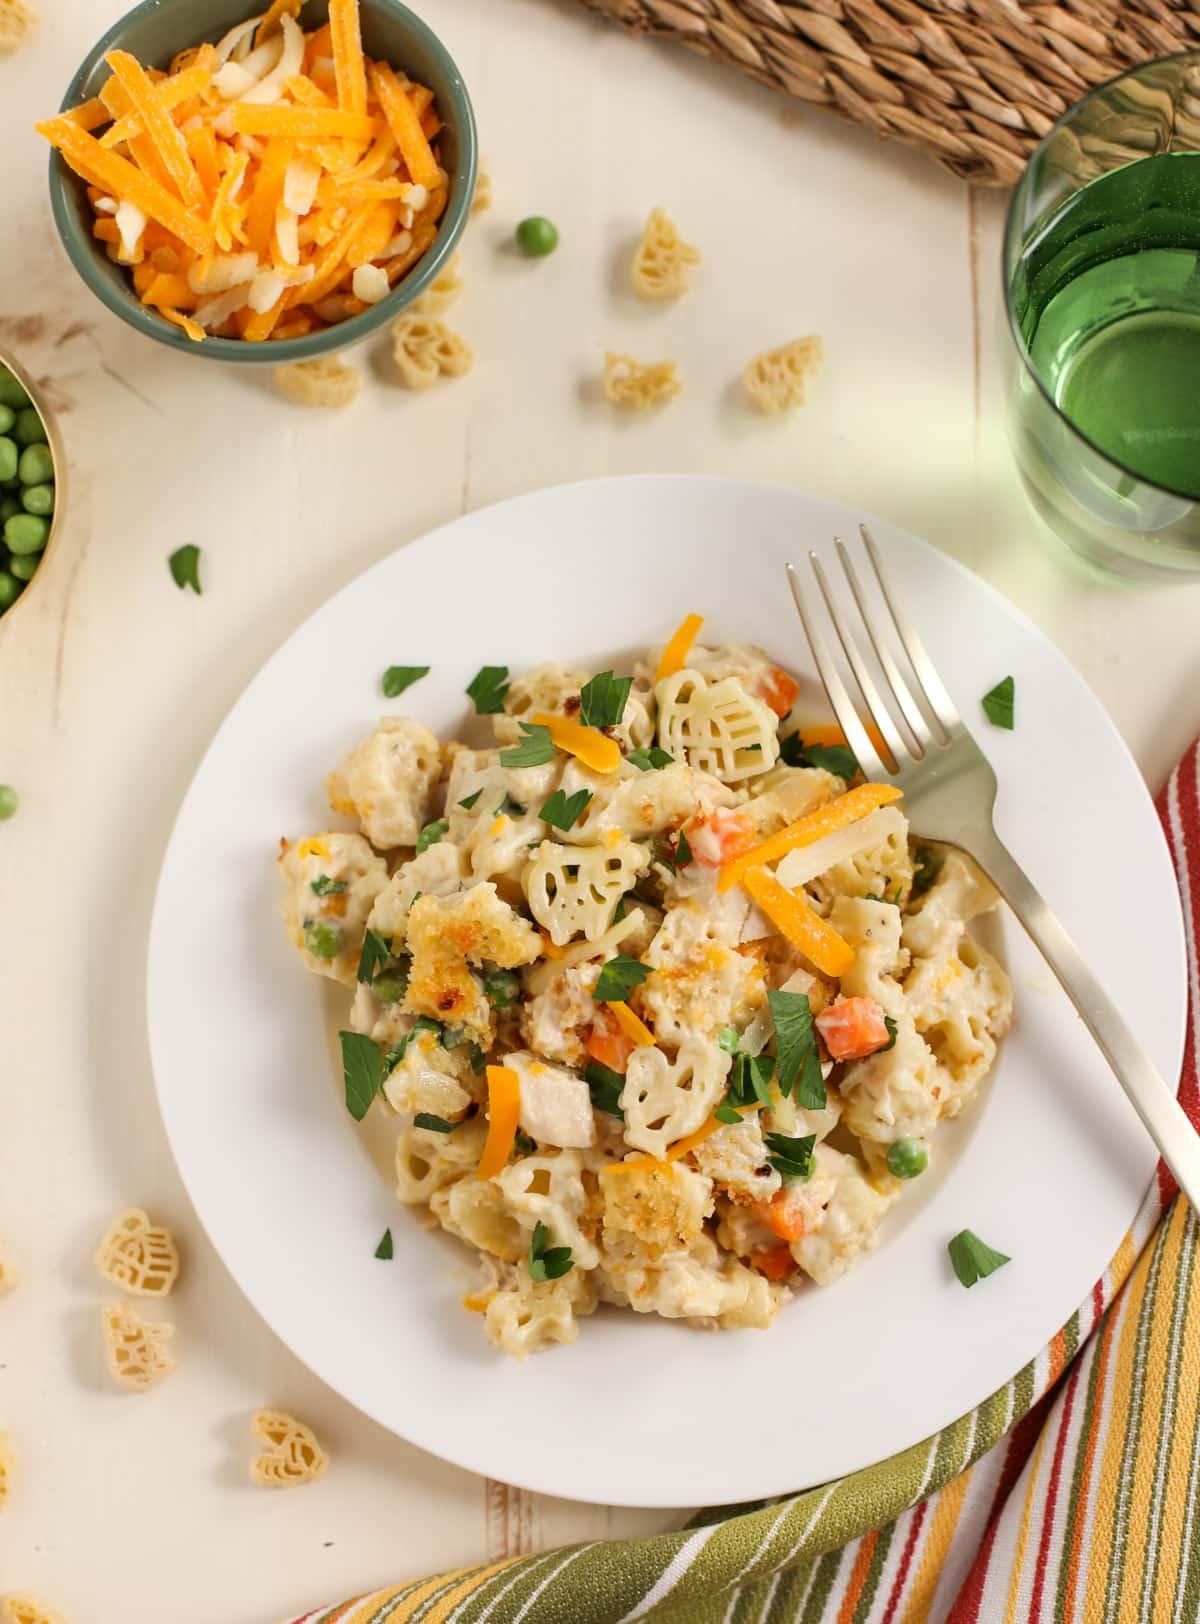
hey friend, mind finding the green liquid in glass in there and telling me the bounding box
[1012,152,1200,500]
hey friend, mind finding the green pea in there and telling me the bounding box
[304,919,343,959]
[515,216,559,257]
[0,496,21,523]
[482,968,521,1008]
[18,443,53,485]
[0,406,13,436]
[0,783,17,819]
[887,1138,929,1180]
[21,484,53,517]
[9,554,38,581]
[13,408,47,448]
[4,513,48,555]
[0,368,30,410]
[370,971,409,1004]
[0,571,22,611]
[0,438,16,483]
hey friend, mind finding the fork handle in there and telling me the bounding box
[968,831,1200,1212]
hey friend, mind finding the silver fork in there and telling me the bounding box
[786,525,1200,1211]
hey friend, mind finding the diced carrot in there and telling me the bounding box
[688,808,758,869]
[608,1000,655,1049]
[530,713,621,775]
[585,1015,634,1075]
[815,997,892,1061]
[742,867,856,977]
[749,1243,796,1280]
[369,60,440,189]
[718,782,903,893]
[761,1186,808,1242]
[329,0,368,117]
[104,50,204,207]
[476,1066,521,1181]
[760,666,801,719]
[654,613,704,682]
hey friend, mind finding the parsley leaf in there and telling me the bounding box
[981,676,1014,730]
[381,665,429,699]
[656,828,692,874]
[628,746,674,772]
[168,543,202,595]
[497,792,525,817]
[580,670,633,729]
[383,1015,444,1072]
[416,819,448,854]
[514,1128,537,1154]
[912,847,944,895]
[780,732,859,780]
[584,1060,625,1118]
[717,1027,740,1055]
[466,1042,486,1076]
[765,1131,816,1180]
[948,1228,1010,1288]
[592,956,651,1003]
[528,1220,574,1282]
[482,968,521,1009]
[340,1031,382,1121]
[458,787,484,810]
[540,787,592,830]
[413,1112,456,1133]
[356,928,393,985]
[768,990,826,1107]
[882,1015,898,1052]
[714,1100,744,1125]
[310,874,347,896]
[374,1228,393,1259]
[499,723,556,768]
[729,1050,774,1109]
[466,665,510,715]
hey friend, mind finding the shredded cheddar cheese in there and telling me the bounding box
[718,782,903,892]
[608,1000,655,1048]
[530,712,622,775]
[476,1066,521,1180]
[654,613,704,682]
[742,867,856,976]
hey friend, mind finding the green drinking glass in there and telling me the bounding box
[1004,52,1200,581]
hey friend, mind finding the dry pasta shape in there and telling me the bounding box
[250,1408,329,1487]
[391,312,473,388]
[603,353,681,412]
[0,0,36,53]
[95,1208,180,1297]
[274,356,360,407]
[2,1597,67,1624]
[743,336,823,414]
[470,161,492,213]
[0,1244,17,1294]
[631,207,700,300]
[101,1301,175,1391]
[0,1430,13,1514]
[415,252,463,315]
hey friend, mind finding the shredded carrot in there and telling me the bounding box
[104,50,204,207]
[608,1001,655,1048]
[654,613,704,682]
[329,0,368,117]
[717,782,903,893]
[742,867,856,977]
[369,60,440,188]
[531,712,622,775]
[476,1066,521,1181]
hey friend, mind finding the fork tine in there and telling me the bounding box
[836,539,933,755]
[786,561,890,782]
[809,550,911,768]
[860,525,960,738]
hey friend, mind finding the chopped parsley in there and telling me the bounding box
[765,1131,816,1181]
[497,792,526,817]
[628,746,674,772]
[656,827,692,874]
[310,874,347,896]
[458,787,484,810]
[948,1228,1010,1288]
[882,1015,898,1052]
[168,543,202,595]
[592,956,651,1003]
[717,1027,740,1054]
[579,670,633,729]
[381,664,429,699]
[539,787,592,831]
[466,665,510,715]
[981,676,1014,730]
[729,1050,775,1110]
[528,1220,574,1282]
[780,732,860,780]
[340,1031,383,1121]
[383,1015,444,1071]
[413,1112,457,1133]
[584,1060,625,1118]
[356,928,394,985]
[499,723,556,768]
[416,818,448,854]
[514,1128,538,1154]
[713,1100,744,1125]
[768,990,826,1108]
[912,847,944,895]
[374,1228,394,1259]
[482,968,521,1009]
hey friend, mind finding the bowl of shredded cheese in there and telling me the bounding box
[39,0,476,361]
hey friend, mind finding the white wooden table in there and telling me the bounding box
[2,2,1197,1619]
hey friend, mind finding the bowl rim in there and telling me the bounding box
[0,346,67,629]
[46,0,477,364]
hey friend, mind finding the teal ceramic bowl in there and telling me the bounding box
[47,0,476,363]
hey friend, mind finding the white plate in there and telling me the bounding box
[147,476,1185,1509]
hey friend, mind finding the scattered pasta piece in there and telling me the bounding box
[0,0,35,53]
[0,1430,13,1513]
[603,353,681,412]
[100,1301,175,1391]
[743,336,824,415]
[0,1244,17,1294]
[2,1597,67,1624]
[249,1408,329,1487]
[274,355,360,407]
[94,1208,180,1297]
[471,160,491,213]
[631,207,700,301]
[391,312,473,389]
[415,252,462,315]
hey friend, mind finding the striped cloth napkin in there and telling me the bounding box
[285,744,1200,1624]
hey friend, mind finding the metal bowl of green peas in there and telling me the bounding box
[0,349,63,621]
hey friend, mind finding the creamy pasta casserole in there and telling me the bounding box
[278,617,1013,1356]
